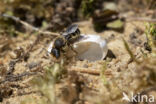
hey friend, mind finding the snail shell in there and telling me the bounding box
[73,34,108,61]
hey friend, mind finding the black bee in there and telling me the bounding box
[51,24,81,59]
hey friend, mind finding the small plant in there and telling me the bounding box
[145,23,156,56]
[100,62,107,85]
[122,38,140,64]
[21,62,65,104]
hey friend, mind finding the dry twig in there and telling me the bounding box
[1,14,59,36]
[0,72,37,84]
[125,17,156,23]
[69,66,113,76]
[69,66,100,75]
[7,60,18,75]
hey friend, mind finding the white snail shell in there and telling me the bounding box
[73,34,108,61]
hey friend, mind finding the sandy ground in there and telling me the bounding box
[0,19,155,104]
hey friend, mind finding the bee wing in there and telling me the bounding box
[66,24,78,34]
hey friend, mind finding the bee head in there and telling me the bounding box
[51,48,60,59]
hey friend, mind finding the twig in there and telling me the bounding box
[69,66,113,76]
[7,60,18,75]
[118,13,156,23]
[1,14,59,36]
[0,72,37,84]
[69,66,100,75]
[126,17,156,23]
[16,91,38,97]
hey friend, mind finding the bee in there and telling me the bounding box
[50,24,81,59]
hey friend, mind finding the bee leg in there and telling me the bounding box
[76,29,80,35]
[61,49,66,53]
[70,46,78,62]
[69,45,78,55]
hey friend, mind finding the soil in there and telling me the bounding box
[0,1,156,104]
[0,18,155,104]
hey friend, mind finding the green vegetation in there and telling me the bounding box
[21,63,65,104]
[145,23,156,56]
[81,0,95,18]
[100,62,107,85]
